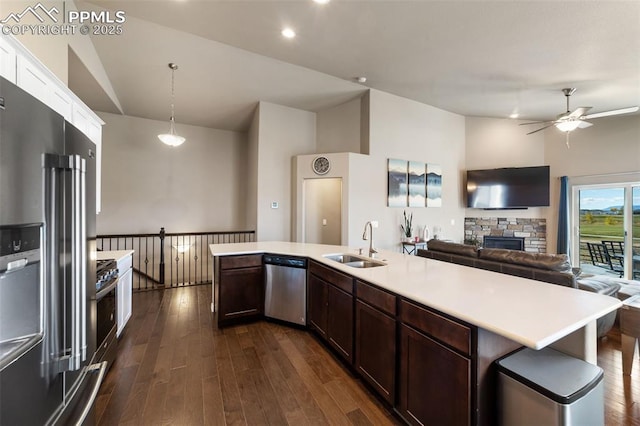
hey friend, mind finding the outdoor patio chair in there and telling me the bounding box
[587,242,624,277]
[602,240,625,268]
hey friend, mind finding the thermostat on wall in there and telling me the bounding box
[312,156,331,175]
[271,201,279,209]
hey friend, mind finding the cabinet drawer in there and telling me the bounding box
[399,299,471,356]
[220,254,263,270]
[357,280,396,316]
[309,261,353,294]
[117,254,133,273]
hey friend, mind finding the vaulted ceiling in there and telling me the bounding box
[75,0,640,132]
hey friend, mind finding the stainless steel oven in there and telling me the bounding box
[95,259,118,370]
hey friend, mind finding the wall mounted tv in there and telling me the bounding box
[466,165,550,209]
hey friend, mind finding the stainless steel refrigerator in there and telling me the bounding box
[0,76,106,424]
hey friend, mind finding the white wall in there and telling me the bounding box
[246,106,259,231]
[256,102,316,241]
[96,112,247,234]
[316,97,362,153]
[349,89,467,250]
[465,117,549,220]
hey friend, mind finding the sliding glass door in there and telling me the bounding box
[573,184,640,280]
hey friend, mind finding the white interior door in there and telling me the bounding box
[303,178,342,245]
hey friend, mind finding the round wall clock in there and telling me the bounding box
[312,156,331,175]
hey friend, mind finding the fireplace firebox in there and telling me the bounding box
[483,236,525,251]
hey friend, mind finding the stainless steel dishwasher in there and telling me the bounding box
[264,254,307,326]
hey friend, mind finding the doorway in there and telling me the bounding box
[572,184,640,279]
[303,178,342,245]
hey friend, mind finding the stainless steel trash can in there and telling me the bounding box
[496,347,604,426]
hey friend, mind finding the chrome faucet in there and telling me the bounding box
[362,221,378,258]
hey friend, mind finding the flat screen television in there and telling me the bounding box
[466,165,550,209]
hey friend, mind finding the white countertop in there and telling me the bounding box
[209,241,622,350]
[97,250,134,263]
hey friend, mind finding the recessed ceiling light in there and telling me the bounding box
[509,113,519,119]
[313,0,330,4]
[281,28,296,39]
[356,76,367,83]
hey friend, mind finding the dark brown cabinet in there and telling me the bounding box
[355,281,396,404]
[398,323,470,425]
[398,299,472,425]
[307,273,328,338]
[217,254,264,327]
[326,283,353,363]
[307,261,354,364]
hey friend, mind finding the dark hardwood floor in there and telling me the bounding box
[97,285,640,425]
[96,285,399,425]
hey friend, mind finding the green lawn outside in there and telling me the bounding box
[579,214,640,240]
[578,214,640,274]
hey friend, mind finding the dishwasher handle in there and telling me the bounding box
[263,255,307,269]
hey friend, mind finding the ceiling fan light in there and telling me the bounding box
[555,120,581,132]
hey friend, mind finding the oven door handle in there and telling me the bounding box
[96,279,118,301]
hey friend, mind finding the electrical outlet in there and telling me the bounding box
[371,221,379,228]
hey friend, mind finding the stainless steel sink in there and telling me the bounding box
[323,253,386,268]
[323,254,365,263]
[343,260,386,268]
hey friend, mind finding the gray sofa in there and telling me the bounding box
[417,239,620,337]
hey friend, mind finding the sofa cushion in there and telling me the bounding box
[426,239,478,258]
[478,248,571,273]
[576,276,620,296]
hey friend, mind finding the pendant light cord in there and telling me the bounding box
[169,64,177,134]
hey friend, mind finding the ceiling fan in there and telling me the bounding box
[520,88,639,147]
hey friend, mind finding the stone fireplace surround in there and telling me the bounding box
[464,217,547,253]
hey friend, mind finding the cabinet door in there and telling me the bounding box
[398,324,470,426]
[16,56,72,121]
[327,284,354,364]
[355,300,396,404]
[120,267,133,334]
[307,274,328,338]
[219,266,263,324]
[0,37,17,83]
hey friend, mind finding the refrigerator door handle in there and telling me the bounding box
[69,154,87,371]
[43,154,63,376]
[43,154,87,373]
[46,361,107,426]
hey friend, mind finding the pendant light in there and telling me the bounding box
[158,63,185,147]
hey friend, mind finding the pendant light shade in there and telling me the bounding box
[158,63,185,147]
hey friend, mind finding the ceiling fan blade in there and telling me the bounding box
[577,120,593,129]
[583,106,639,119]
[567,107,592,119]
[519,120,553,126]
[526,123,555,135]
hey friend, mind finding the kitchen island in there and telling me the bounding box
[209,241,621,425]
